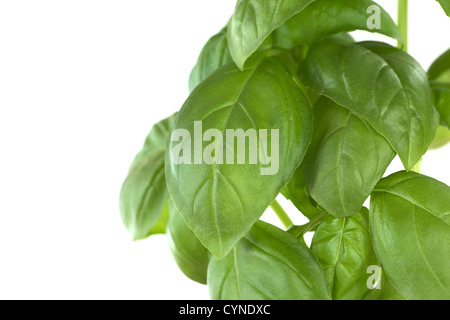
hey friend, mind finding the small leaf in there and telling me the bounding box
[227,0,315,69]
[189,28,233,93]
[311,207,380,300]
[273,0,402,49]
[166,56,313,258]
[119,113,176,240]
[428,48,450,80]
[208,221,331,300]
[302,98,395,218]
[430,81,450,127]
[300,39,439,170]
[437,0,450,16]
[167,198,210,285]
[370,171,450,300]
[429,125,450,149]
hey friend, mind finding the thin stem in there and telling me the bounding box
[292,211,327,239]
[270,200,293,229]
[398,0,408,52]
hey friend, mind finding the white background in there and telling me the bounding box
[0,1,449,300]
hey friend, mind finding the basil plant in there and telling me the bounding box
[120,0,450,300]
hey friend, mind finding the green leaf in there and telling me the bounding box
[189,28,233,93]
[167,198,210,285]
[429,125,450,149]
[302,98,395,218]
[227,0,315,69]
[437,0,450,16]
[208,221,331,300]
[166,56,313,258]
[273,0,402,49]
[430,81,450,127]
[311,207,380,300]
[281,165,321,220]
[377,269,406,300]
[119,113,177,240]
[300,39,439,170]
[428,48,450,80]
[370,171,450,300]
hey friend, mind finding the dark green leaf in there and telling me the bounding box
[370,171,450,300]
[189,28,233,93]
[430,81,450,127]
[311,207,380,300]
[428,48,450,80]
[281,165,321,220]
[167,198,210,285]
[273,0,402,49]
[227,0,315,69]
[166,56,313,258]
[303,98,395,218]
[300,39,439,170]
[208,221,331,300]
[119,113,177,240]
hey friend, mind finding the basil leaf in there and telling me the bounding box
[377,270,406,300]
[428,48,450,80]
[300,39,439,170]
[273,0,402,49]
[227,0,315,69]
[166,56,313,258]
[437,0,450,16]
[311,207,380,300]
[208,221,331,300]
[431,81,450,127]
[189,28,233,93]
[119,113,176,240]
[370,171,450,300]
[167,198,210,285]
[429,125,450,149]
[303,98,395,218]
[281,165,321,220]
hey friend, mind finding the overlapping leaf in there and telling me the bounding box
[311,207,379,300]
[208,221,331,300]
[300,39,439,170]
[119,113,176,240]
[370,171,450,300]
[302,98,395,218]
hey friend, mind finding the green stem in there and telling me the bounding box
[398,0,408,52]
[270,200,293,229]
[292,211,327,239]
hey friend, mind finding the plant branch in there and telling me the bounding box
[398,0,408,52]
[270,199,294,229]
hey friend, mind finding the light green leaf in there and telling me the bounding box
[311,207,380,300]
[227,0,315,69]
[370,171,450,300]
[167,198,210,285]
[437,0,450,16]
[273,0,402,49]
[119,113,177,240]
[300,39,439,170]
[208,221,331,300]
[303,98,395,218]
[166,56,313,258]
[429,125,450,149]
[189,28,233,93]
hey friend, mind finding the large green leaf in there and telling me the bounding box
[273,0,402,49]
[189,28,233,93]
[303,98,395,218]
[166,56,313,258]
[437,0,450,16]
[428,48,450,80]
[167,198,210,285]
[281,165,321,220]
[311,207,380,300]
[208,221,331,300]
[227,0,315,69]
[300,39,439,170]
[119,113,176,240]
[370,171,450,300]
